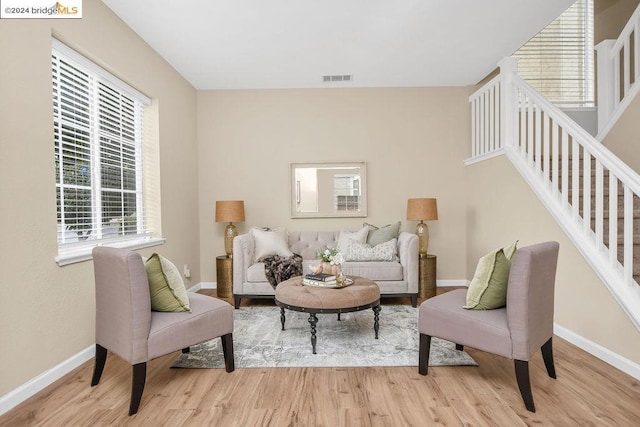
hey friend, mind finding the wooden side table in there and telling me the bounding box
[419,254,437,299]
[216,255,233,298]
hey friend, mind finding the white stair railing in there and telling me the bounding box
[596,3,640,140]
[467,58,640,331]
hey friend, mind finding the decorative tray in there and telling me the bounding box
[302,277,354,289]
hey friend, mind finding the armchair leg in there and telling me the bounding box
[234,296,241,309]
[541,337,557,379]
[182,347,190,354]
[221,333,235,373]
[455,344,464,351]
[514,359,535,412]
[418,333,431,375]
[411,294,418,308]
[91,344,107,386]
[129,362,147,416]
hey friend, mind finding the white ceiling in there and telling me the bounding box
[102,0,575,90]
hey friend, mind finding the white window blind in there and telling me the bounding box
[514,0,594,107]
[52,40,159,265]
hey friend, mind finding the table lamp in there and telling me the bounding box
[215,200,245,257]
[406,198,438,256]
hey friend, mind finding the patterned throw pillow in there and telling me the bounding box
[336,226,370,254]
[345,238,398,262]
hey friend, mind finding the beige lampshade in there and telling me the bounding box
[215,200,245,223]
[406,198,438,221]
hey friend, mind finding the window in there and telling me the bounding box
[52,40,160,265]
[514,0,594,107]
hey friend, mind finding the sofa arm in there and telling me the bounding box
[397,232,419,293]
[232,233,254,294]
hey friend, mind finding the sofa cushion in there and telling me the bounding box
[336,226,369,254]
[251,227,293,261]
[342,261,403,281]
[249,259,404,283]
[345,238,398,261]
[364,221,401,246]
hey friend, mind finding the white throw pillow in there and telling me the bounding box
[345,238,398,262]
[336,226,370,254]
[250,227,293,261]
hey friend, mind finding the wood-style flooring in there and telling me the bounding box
[1,288,639,426]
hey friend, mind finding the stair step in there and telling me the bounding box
[544,157,640,283]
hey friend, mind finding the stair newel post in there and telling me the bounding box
[595,40,615,136]
[498,56,520,150]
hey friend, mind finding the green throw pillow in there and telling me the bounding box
[364,221,401,246]
[145,253,191,312]
[464,241,518,310]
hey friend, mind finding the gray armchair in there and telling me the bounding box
[418,241,559,412]
[91,247,235,415]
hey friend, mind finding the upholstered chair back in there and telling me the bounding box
[92,247,152,365]
[506,241,560,361]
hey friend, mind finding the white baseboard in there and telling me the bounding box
[436,279,470,287]
[186,283,202,292]
[554,323,640,380]
[187,282,216,292]
[199,282,216,289]
[0,345,95,416]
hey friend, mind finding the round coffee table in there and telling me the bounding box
[274,275,381,354]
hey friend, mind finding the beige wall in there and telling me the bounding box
[197,88,471,282]
[0,0,199,395]
[602,91,640,172]
[595,0,640,43]
[465,155,640,365]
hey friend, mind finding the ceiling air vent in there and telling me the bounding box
[322,74,353,83]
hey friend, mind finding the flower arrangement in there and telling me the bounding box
[317,247,345,265]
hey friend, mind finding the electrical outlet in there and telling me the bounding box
[183,264,191,278]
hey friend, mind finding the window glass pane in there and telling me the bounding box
[60,124,91,186]
[53,41,147,248]
[59,187,93,237]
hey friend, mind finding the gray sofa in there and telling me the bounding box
[232,230,419,308]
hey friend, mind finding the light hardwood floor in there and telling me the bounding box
[2,289,639,426]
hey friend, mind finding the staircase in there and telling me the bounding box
[467,55,640,331]
[567,160,640,282]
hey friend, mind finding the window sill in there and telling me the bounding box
[55,237,166,266]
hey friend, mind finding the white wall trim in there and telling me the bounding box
[463,149,505,166]
[200,282,216,289]
[436,279,470,287]
[554,323,640,380]
[0,345,95,416]
[186,283,202,292]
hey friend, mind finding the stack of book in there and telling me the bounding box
[302,273,337,287]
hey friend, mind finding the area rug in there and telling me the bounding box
[171,305,477,369]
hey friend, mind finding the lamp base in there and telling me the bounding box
[224,223,237,258]
[416,221,429,256]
